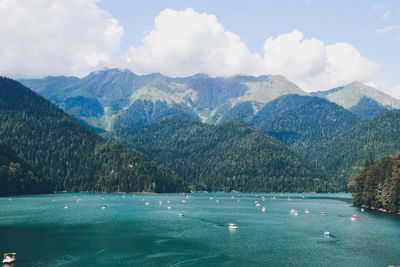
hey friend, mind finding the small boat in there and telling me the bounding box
[324,231,331,237]
[216,200,219,203]
[256,203,260,207]
[159,201,163,206]
[361,208,365,212]
[2,253,16,264]
[320,210,325,215]
[305,209,310,214]
[64,205,69,209]
[228,223,239,229]
[145,202,150,206]
[290,209,296,215]
[101,205,107,210]
[167,200,171,204]
[261,207,266,212]
[167,206,171,210]
[351,214,357,221]
[210,197,214,200]
[294,211,299,216]
[52,198,56,202]
[178,212,184,216]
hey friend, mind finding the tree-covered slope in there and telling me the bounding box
[0,77,186,193]
[248,94,360,156]
[310,111,400,190]
[0,143,50,196]
[349,153,400,213]
[105,116,329,193]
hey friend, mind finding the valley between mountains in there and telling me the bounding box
[1,68,400,195]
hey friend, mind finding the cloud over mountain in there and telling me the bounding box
[0,3,383,92]
[126,8,381,91]
[0,0,123,78]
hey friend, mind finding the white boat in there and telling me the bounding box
[178,212,184,216]
[256,203,260,207]
[101,205,107,210]
[2,253,16,264]
[145,202,150,206]
[324,231,331,237]
[261,207,266,212]
[305,209,310,214]
[228,223,239,229]
[64,205,69,209]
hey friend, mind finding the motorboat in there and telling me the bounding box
[178,212,184,216]
[64,205,69,209]
[351,214,357,221]
[290,209,296,215]
[305,209,310,214]
[101,205,107,210]
[320,210,325,215]
[228,223,239,229]
[361,208,365,212]
[324,231,331,237]
[2,253,16,264]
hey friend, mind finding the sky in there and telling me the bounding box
[1,0,400,97]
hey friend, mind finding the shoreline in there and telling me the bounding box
[360,205,400,215]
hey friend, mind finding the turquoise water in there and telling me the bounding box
[0,193,399,266]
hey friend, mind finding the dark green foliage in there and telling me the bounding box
[311,111,400,191]
[220,102,255,123]
[0,143,51,196]
[349,97,388,118]
[112,100,200,129]
[249,94,359,156]
[0,77,186,194]
[106,116,329,193]
[349,153,400,213]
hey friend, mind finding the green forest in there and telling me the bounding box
[349,153,400,213]
[0,77,186,195]
[106,116,329,193]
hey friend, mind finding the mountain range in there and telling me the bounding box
[2,68,399,194]
[21,69,400,132]
[0,77,186,194]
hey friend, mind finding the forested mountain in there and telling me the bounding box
[311,81,400,117]
[248,94,360,156]
[0,77,186,194]
[349,153,400,213]
[0,143,50,196]
[105,116,330,193]
[308,111,400,190]
[20,69,307,130]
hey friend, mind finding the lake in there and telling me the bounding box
[0,193,399,266]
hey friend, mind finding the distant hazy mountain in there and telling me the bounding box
[105,116,329,193]
[0,77,186,194]
[311,82,400,117]
[248,94,360,156]
[20,69,307,131]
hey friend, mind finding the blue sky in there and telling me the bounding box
[1,0,399,97]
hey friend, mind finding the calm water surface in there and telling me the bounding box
[0,193,399,266]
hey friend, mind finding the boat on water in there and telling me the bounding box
[178,212,184,216]
[101,205,107,210]
[305,209,310,214]
[324,231,331,237]
[2,253,16,264]
[228,223,239,229]
[261,207,266,212]
[351,215,358,221]
[361,208,365,212]
[290,209,297,215]
[320,210,325,215]
[64,205,69,209]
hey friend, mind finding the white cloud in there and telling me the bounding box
[371,81,400,99]
[126,9,381,91]
[0,0,123,78]
[127,8,261,77]
[376,25,400,33]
